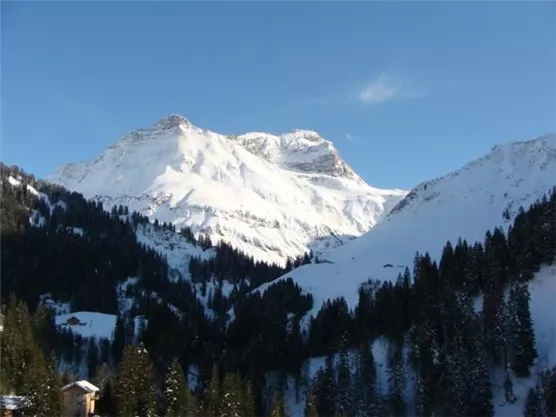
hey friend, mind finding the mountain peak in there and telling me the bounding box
[49,116,406,264]
[288,129,323,142]
[387,132,556,219]
[152,114,191,130]
[491,132,556,153]
[231,129,359,179]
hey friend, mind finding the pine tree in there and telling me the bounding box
[314,355,336,417]
[217,371,243,417]
[414,371,428,417]
[387,340,406,417]
[97,377,116,417]
[269,392,288,417]
[93,362,112,391]
[115,345,139,417]
[87,338,100,379]
[304,385,319,417]
[43,353,63,417]
[61,368,75,386]
[523,387,541,417]
[438,295,471,417]
[442,351,467,417]
[112,314,126,365]
[135,344,157,417]
[482,289,509,369]
[23,347,62,417]
[335,348,351,416]
[207,363,221,417]
[241,380,256,417]
[467,340,494,417]
[351,342,378,417]
[115,344,157,417]
[510,283,537,377]
[163,358,191,417]
[539,366,556,417]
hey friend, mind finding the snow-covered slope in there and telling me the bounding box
[134,221,216,280]
[283,264,556,417]
[256,133,556,317]
[49,115,406,265]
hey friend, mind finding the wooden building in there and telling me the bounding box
[60,380,100,417]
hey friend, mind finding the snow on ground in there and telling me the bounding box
[116,277,139,312]
[528,264,556,372]
[133,315,149,343]
[196,279,237,303]
[8,175,21,187]
[116,276,184,319]
[68,226,84,236]
[42,281,152,348]
[5,174,74,228]
[6,174,54,209]
[188,364,200,390]
[196,279,237,320]
[28,210,46,227]
[489,263,556,415]
[283,264,556,417]
[284,337,395,416]
[49,115,407,266]
[255,133,556,321]
[135,222,215,279]
[55,312,117,340]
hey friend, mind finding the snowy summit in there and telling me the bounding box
[49,115,407,265]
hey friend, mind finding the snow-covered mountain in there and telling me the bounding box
[255,133,556,317]
[50,115,407,265]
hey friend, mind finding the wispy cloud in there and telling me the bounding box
[289,71,426,113]
[346,133,354,141]
[356,73,426,106]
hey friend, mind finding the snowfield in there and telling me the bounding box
[255,133,556,319]
[55,312,117,340]
[134,221,216,279]
[49,115,406,265]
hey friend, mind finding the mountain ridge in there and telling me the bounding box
[252,132,556,320]
[50,115,407,265]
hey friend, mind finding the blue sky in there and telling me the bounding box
[2,1,555,189]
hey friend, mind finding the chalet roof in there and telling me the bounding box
[0,395,28,410]
[61,380,100,393]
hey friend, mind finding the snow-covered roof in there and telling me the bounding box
[0,395,28,410]
[61,380,100,393]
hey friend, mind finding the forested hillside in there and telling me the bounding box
[1,162,555,417]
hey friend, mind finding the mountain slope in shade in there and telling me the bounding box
[254,133,556,318]
[50,115,406,265]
